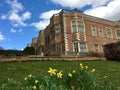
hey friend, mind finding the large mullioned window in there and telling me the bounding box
[72,20,84,33]
[73,42,87,53]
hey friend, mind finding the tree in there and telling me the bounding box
[23,47,35,55]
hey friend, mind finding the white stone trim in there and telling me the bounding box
[63,13,69,54]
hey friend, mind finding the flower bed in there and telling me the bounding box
[0,63,117,90]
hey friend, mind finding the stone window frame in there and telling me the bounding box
[106,27,113,39]
[80,42,87,52]
[54,24,60,35]
[71,20,85,33]
[55,43,60,53]
[98,26,104,37]
[73,41,87,53]
[91,24,97,36]
[94,44,99,52]
[73,42,79,52]
[115,29,120,39]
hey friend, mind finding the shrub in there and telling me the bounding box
[104,41,120,61]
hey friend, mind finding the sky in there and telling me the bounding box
[0,0,120,50]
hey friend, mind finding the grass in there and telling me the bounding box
[0,60,120,87]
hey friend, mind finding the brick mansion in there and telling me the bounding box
[29,9,120,56]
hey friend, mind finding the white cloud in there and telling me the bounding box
[1,14,8,19]
[18,29,22,32]
[8,11,31,27]
[51,0,120,21]
[22,11,31,21]
[31,9,61,30]
[31,20,49,30]
[11,28,16,33]
[9,11,26,26]
[1,0,31,27]
[84,0,120,21]
[6,0,23,13]
[50,0,111,8]
[0,32,5,41]
[10,28,23,33]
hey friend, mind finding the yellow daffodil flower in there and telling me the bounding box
[57,71,63,78]
[68,73,72,77]
[24,77,27,80]
[48,67,57,76]
[91,68,96,73]
[72,70,76,73]
[35,80,39,83]
[32,85,37,90]
[80,63,84,69]
[28,74,32,78]
[85,66,88,69]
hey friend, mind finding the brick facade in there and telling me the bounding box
[35,9,120,56]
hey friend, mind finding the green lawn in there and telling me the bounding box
[0,60,120,87]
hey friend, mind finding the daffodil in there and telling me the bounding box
[28,74,32,78]
[91,68,96,73]
[68,73,72,77]
[72,70,76,73]
[48,67,57,76]
[57,71,63,78]
[80,63,84,69]
[85,66,88,69]
[32,85,37,90]
[24,77,27,80]
[35,80,39,83]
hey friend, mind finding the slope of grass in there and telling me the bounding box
[0,60,120,87]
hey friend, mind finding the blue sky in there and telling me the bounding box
[0,0,120,50]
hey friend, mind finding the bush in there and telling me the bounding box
[104,41,120,61]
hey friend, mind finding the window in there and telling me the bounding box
[106,28,112,38]
[72,21,77,33]
[80,42,87,52]
[45,35,50,45]
[94,44,99,52]
[55,43,60,52]
[77,21,84,33]
[72,20,84,33]
[91,25,97,36]
[74,43,79,52]
[98,27,103,37]
[116,30,120,39]
[55,24,60,35]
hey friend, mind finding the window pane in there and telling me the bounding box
[80,42,87,52]
[107,28,112,38]
[55,24,60,34]
[92,29,97,36]
[91,25,97,36]
[74,43,79,52]
[98,27,103,37]
[94,44,98,52]
[78,21,84,33]
[55,43,60,52]
[72,21,77,33]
